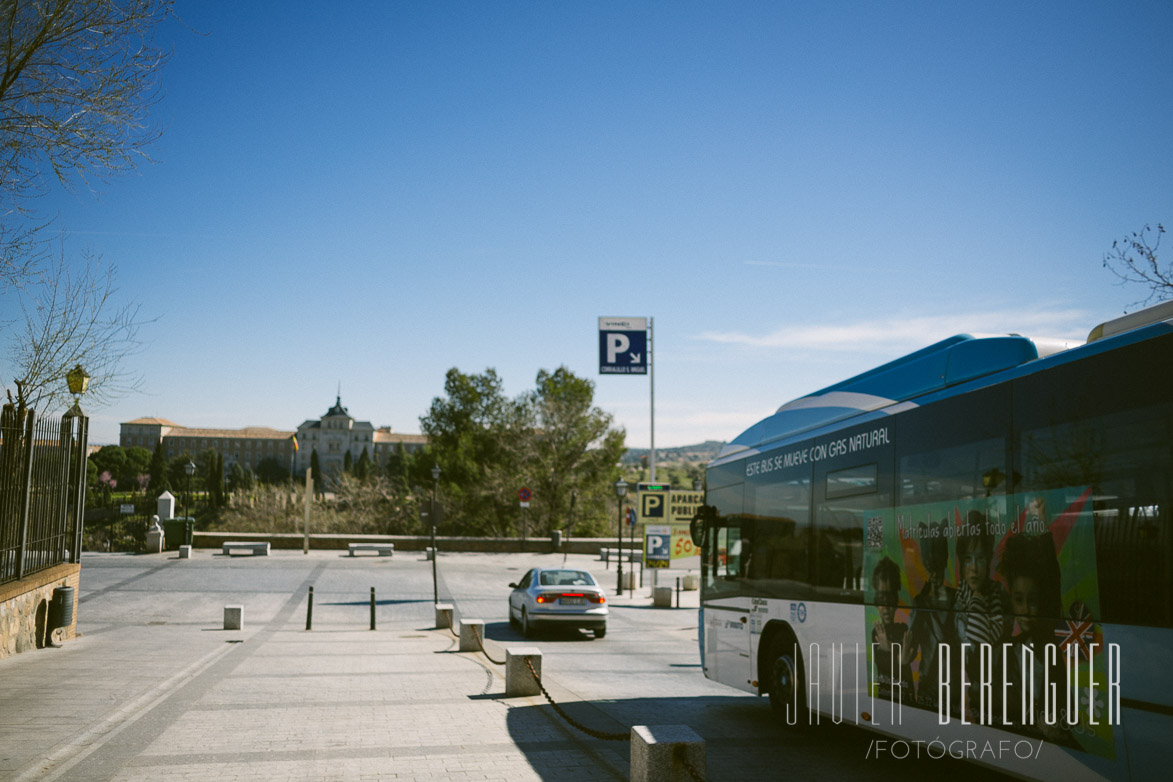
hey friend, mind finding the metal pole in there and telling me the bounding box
[616,496,624,596]
[306,586,313,630]
[431,479,438,604]
[370,587,376,631]
[649,315,655,482]
[303,467,312,554]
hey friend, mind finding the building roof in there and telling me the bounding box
[167,426,295,440]
[374,432,427,445]
[323,395,351,418]
[123,417,182,426]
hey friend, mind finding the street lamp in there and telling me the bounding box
[66,364,90,415]
[184,460,196,520]
[614,478,628,596]
[431,464,441,604]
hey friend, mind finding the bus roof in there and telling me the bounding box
[714,300,1173,463]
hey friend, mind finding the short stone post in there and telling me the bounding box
[682,573,699,590]
[178,545,192,559]
[505,647,542,697]
[653,586,673,607]
[145,516,164,554]
[631,725,705,782]
[224,605,243,631]
[425,546,435,561]
[458,619,484,652]
[434,603,454,629]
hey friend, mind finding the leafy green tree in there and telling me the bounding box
[229,462,255,493]
[343,450,353,474]
[354,447,372,481]
[215,453,226,507]
[522,367,626,537]
[421,366,626,537]
[310,448,322,494]
[90,446,127,486]
[147,444,169,497]
[421,368,528,536]
[122,446,152,491]
[255,457,289,485]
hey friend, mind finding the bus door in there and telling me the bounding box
[701,482,754,692]
[811,423,894,716]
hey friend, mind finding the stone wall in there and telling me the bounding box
[0,564,81,659]
[191,532,630,555]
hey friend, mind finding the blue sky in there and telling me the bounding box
[6,0,1172,450]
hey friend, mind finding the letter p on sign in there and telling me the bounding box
[606,333,630,364]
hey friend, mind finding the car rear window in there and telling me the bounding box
[538,570,595,587]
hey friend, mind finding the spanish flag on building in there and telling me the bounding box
[291,435,299,452]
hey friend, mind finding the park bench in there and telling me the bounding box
[599,547,641,564]
[221,542,270,556]
[348,542,395,557]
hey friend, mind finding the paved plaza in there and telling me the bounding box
[0,549,999,781]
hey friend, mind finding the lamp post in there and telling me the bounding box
[431,464,441,604]
[181,461,193,522]
[614,478,628,596]
[66,364,90,414]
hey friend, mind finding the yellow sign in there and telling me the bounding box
[668,490,702,524]
[638,491,668,523]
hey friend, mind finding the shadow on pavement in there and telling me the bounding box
[504,695,1014,782]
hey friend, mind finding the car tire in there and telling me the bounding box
[593,626,606,639]
[521,607,533,638]
[765,633,805,728]
[508,605,518,629]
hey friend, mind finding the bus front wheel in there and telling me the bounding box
[764,634,805,727]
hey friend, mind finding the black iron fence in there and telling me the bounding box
[0,404,89,586]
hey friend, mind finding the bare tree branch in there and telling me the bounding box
[2,244,153,413]
[1102,223,1169,310]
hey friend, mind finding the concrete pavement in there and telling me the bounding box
[0,550,699,782]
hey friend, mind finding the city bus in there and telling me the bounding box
[694,300,1173,780]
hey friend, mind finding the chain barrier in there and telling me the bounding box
[523,657,628,742]
[471,625,507,665]
[674,744,709,782]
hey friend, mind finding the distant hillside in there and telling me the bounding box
[621,440,726,465]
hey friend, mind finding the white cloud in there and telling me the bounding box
[697,308,1091,353]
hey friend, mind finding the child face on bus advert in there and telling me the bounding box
[1010,573,1040,634]
[875,575,898,624]
[960,539,990,593]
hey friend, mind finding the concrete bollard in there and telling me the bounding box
[458,619,484,652]
[145,519,164,554]
[621,570,637,590]
[425,547,435,561]
[653,586,673,607]
[178,545,192,559]
[505,647,542,697]
[682,573,699,591]
[224,605,243,631]
[434,603,454,629]
[630,725,705,782]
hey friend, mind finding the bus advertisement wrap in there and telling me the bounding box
[864,486,1116,758]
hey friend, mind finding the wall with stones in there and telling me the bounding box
[0,564,81,659]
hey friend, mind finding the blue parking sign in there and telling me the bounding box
[598,317,647,375]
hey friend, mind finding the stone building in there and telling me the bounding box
[119,397,426,477]
[294,396,426,477]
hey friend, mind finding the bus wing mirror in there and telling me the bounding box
[690,504,717,547]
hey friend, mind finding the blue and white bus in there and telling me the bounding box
[695,300,1173,780]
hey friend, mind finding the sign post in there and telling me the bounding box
[518,487,531,552]
[599,316,656,480]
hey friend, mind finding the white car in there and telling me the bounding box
[508,567,608,638]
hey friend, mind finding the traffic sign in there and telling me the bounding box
[598,317,648,375]
[518,487,531,502]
